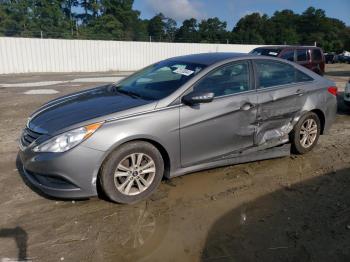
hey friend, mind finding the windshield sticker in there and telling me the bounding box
[268,51,278,56]
[173,68,194,76]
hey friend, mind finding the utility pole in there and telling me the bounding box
[76,21,79,37]
[40,31,43,39]
[70,0,73,37]
[149,36,152,42]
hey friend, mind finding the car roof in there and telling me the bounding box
[166,52,251,66]
[254,45,321,50]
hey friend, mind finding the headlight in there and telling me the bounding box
[33,122,102,153]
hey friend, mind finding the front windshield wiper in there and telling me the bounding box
[116,89,143,99]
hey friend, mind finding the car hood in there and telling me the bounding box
[28,85,153,134]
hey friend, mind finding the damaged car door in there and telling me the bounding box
[180,60,258,167]
[254,59,314,147]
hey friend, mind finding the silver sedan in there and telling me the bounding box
[19,53,337,204]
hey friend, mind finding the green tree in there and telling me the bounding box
[29,0,71,38]
[298,7,327,45]
[77,0,101,25]
[80,0,145,40]
[130,18,148,41]
[198,17,227,43]
[0,0,35,36]
[343,27,350,51]
[84,14,124,39]
[296,7,347,51]
[0,2,9,35]
[231,13,267,44]
[269,10,300,44]
[148,13,165,41]
[61,0,79,36]
[175,18,200,42]
[164,17,177,42]
[102,0,141,40]
[147,15,177,42]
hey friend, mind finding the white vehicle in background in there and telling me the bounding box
[344,80,350,106]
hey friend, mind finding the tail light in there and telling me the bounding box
[327,86,337,96]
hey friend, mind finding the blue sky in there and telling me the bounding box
[133,0,350,29]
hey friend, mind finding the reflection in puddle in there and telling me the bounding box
[75,201,170,261]
[103,205,157,249]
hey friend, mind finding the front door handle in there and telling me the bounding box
[295,89,304,96]
[240,102,255,111]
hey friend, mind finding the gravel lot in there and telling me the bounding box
[0,64,349,262]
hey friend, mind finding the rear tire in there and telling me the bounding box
[290,112,321,154]
[100,141,164,204]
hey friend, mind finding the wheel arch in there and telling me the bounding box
[97,136,172,182]
[135,138,171,179]
[310,109,325,134]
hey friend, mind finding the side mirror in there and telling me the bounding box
[182,91,214,105]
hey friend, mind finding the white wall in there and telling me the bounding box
[0,37,262,74]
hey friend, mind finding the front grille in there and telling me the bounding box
[21,127,42,147]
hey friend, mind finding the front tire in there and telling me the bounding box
[100,141,164,204]
[290,112,321,154]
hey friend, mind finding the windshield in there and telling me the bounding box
[250,48,283,57]
[115,60,206,100]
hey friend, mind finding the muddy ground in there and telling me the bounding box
[0,64,349,262]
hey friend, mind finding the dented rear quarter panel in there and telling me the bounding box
[255,78,336,144]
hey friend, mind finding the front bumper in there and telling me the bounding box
[19,144,106,199]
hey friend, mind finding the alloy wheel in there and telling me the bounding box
[114,153,156,196]
[299,118,318,149]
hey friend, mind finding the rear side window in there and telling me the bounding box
[295,70,313,82]
[280,50,295,61]
[296,49,308,61]
[312,49,322,61]
[255,60,313,88]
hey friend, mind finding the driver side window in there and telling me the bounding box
[193,61,250,97]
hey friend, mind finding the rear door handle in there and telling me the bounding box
[240,102,255,111]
